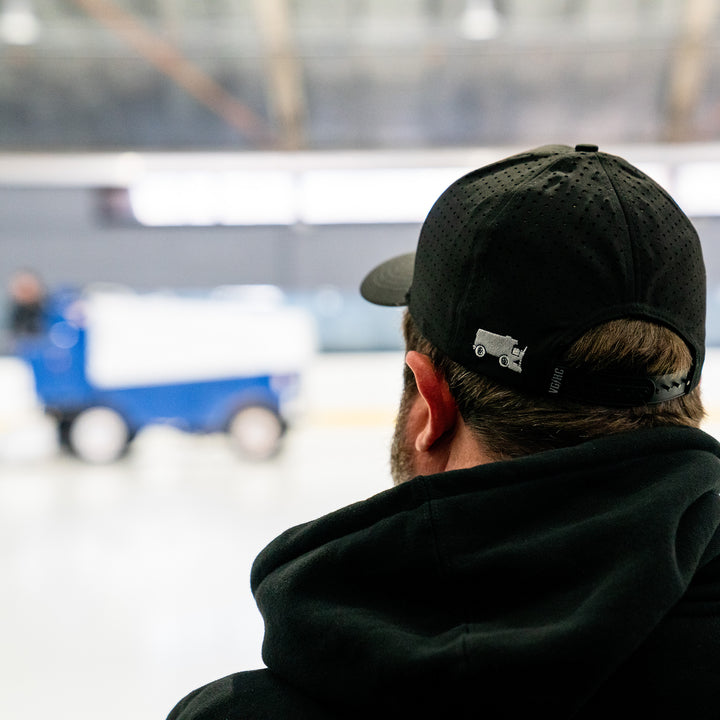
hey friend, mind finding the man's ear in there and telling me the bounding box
[405,350,458,452]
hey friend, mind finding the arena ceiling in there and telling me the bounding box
[0,0,717,150]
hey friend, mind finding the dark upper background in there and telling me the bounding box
[2,0,720,350]
[1,0,717,151]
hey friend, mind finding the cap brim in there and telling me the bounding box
[360,252,415,306]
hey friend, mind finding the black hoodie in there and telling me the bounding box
[168,426,720,719]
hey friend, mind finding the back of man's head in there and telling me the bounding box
[402,310,702,460]
[362,144,706,459]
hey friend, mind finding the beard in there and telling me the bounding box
[390,380,417,486]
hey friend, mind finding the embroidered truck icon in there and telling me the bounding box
[473,329,527,373]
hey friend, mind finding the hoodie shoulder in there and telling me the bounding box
[166,668,341,720]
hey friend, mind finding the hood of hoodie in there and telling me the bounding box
[250,427,720,717]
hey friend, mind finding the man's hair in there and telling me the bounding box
[402,311,705,460]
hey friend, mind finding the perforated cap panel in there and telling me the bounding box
[362,144,706,401]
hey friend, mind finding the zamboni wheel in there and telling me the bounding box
[227,405,284,461]
[67,406,130,464]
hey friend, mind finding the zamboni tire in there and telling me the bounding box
[67,406,130,464]
[227,405,285,461]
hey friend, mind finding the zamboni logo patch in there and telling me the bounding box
[472,329,527,374]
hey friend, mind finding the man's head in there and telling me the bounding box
[361,144,707,483]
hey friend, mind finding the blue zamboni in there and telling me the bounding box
[14,285,317,463]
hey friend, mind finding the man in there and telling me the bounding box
[6,269,46,339]
[168,144,720,718]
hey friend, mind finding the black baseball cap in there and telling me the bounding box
[361,144,706,406]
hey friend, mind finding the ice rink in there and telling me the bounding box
[0,352,403,720]
[3,349,720,720]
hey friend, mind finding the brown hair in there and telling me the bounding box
[402,311,704,460]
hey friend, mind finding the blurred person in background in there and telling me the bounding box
[168,145,720,719]
[5,268,46,347]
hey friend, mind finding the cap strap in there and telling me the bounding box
[547,367,692,407]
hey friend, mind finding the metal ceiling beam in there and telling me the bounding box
[69,0,275,147]
[252,0,307,150]
[663,0,718,142]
